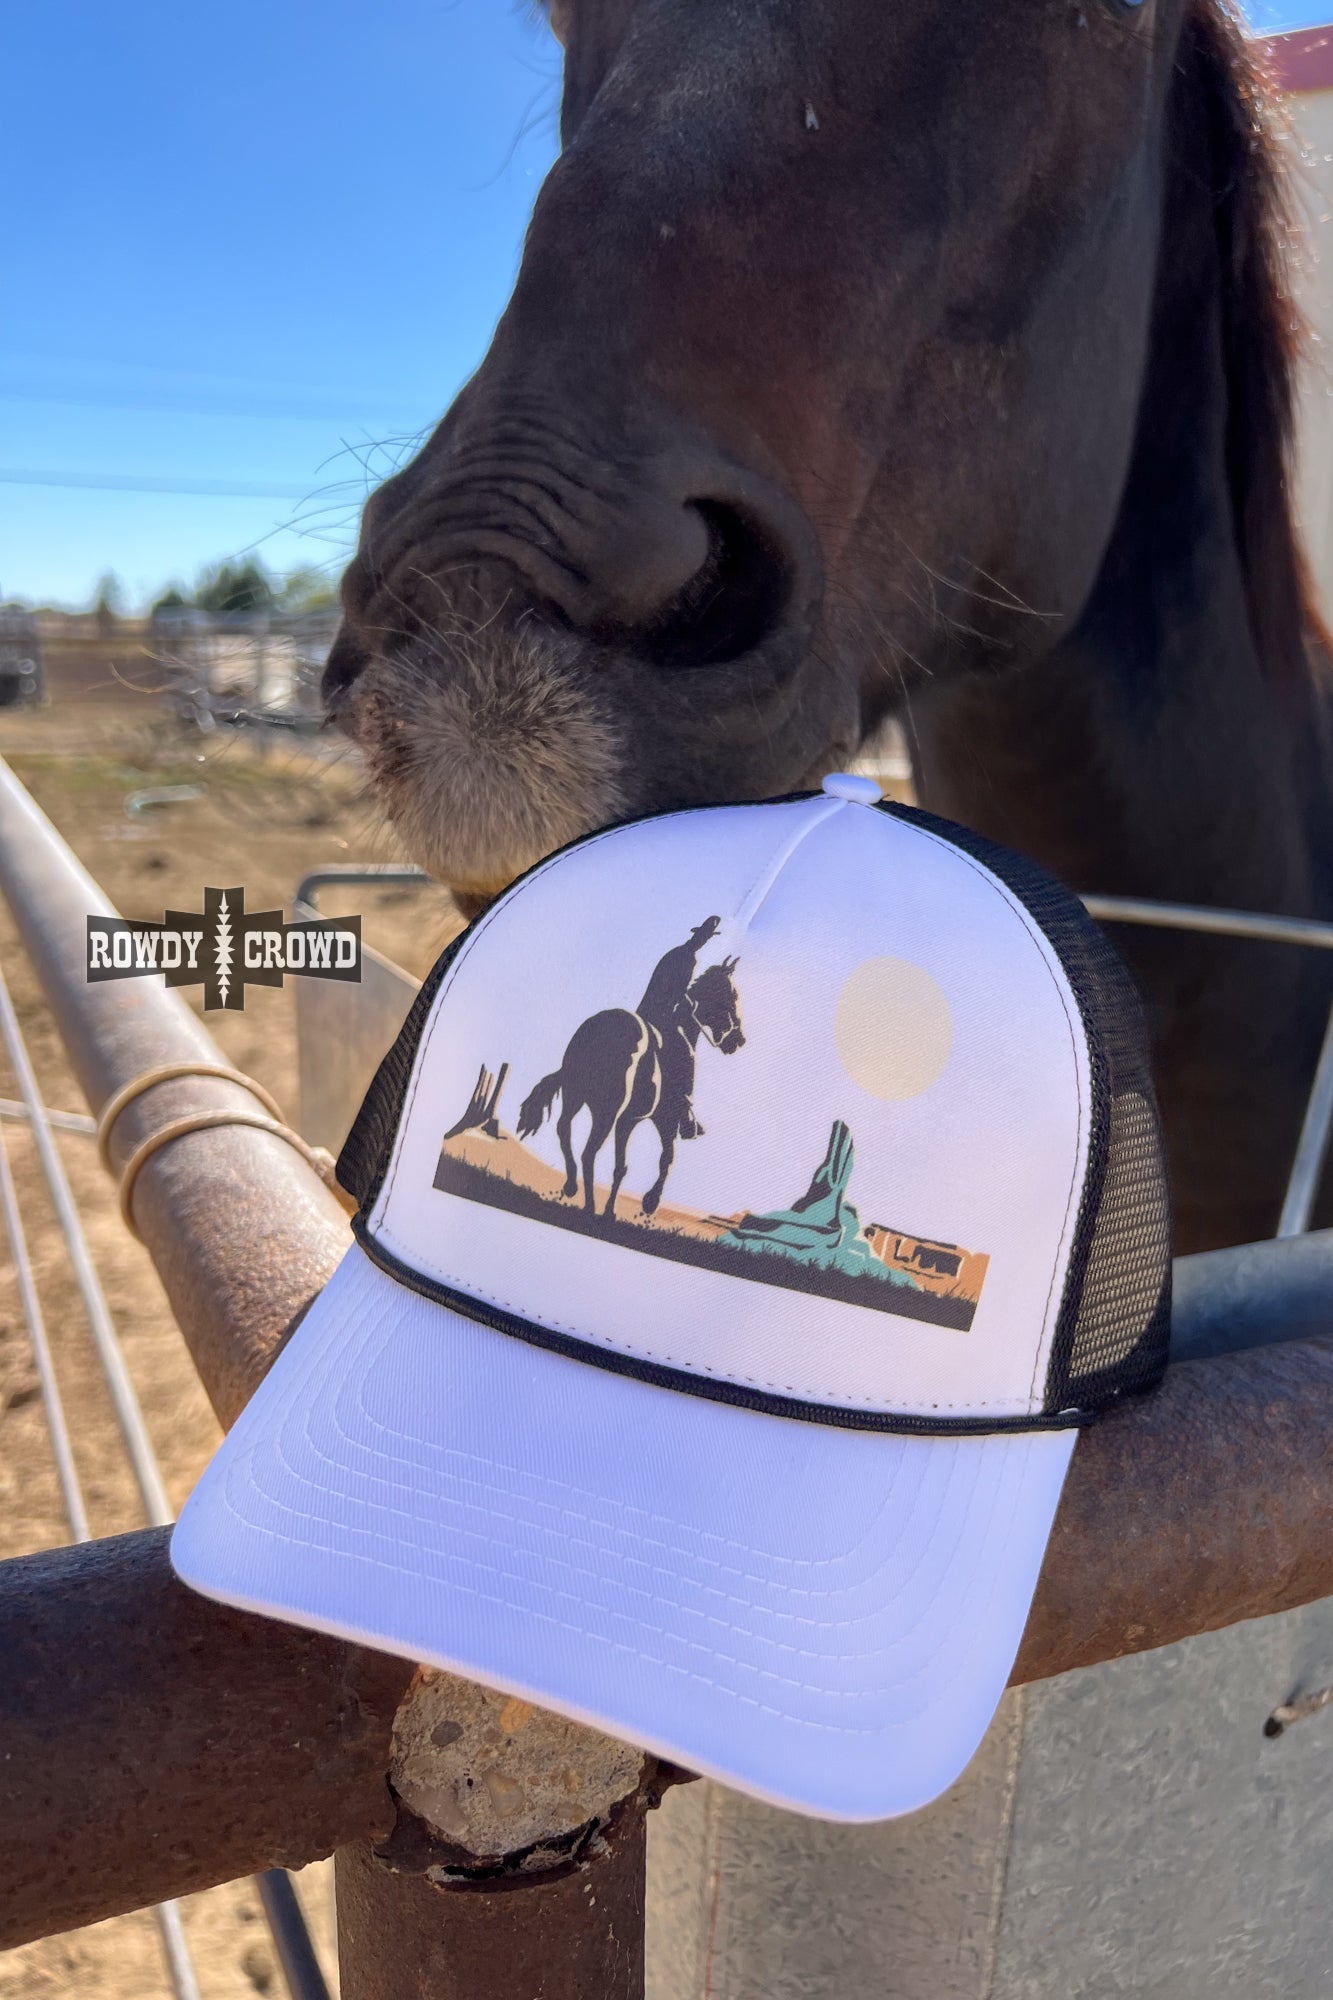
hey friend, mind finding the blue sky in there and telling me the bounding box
[1251,0,1333,24]
[2,0,1324,608]
[3,1,561,607]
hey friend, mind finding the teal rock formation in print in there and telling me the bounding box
[722,1120,921,1288]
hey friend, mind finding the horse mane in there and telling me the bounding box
[1182,0,1326,690]
[690,962,730,996]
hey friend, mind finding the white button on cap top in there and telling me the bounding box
[821,771,883,805]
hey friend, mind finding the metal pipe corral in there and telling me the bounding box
[335,1797,649,2000]
[0,757,349,1429]
[0,757,654,1998]
[0,1525,410,1946]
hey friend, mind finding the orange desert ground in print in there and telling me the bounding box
[434,1117,989,1332]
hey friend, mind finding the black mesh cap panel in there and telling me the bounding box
[885,803,1172,1416]
[336,930,467,1213]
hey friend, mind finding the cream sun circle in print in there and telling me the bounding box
[835,957,953,1103]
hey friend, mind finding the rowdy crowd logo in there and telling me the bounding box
[87,888,361,1010]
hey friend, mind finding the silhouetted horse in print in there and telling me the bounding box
[517,959,743,1219]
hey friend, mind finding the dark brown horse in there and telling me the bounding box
[323,0,1333,1254]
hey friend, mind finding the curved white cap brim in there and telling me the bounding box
[171,1244,1075,1822]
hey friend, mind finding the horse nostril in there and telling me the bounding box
[637,500,792,670]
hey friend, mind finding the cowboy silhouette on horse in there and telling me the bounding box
[637,914,722,1140]
[518,916,743,1219]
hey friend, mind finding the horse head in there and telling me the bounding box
[323,0,1304,921]
[689,960,744,1055]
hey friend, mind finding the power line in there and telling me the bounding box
[0,383,427,427]
[0,468,315,499]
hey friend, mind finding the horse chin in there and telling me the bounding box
[347,621,631,899]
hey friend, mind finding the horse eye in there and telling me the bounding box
[547,0,572,46]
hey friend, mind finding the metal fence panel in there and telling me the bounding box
[647,1701,1024,2000]
[294,924,419,1154]
[990,1599,1333,1998]
[647,1598,1333,1999]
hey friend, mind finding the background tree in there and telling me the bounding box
[278,566,339,614]
[92,571,125,637]
[147,558,338,619]
[193,560,275,615]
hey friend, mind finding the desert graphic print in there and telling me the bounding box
[432,919,989,1330]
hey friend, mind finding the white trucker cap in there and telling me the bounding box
[172,777,1171,1821]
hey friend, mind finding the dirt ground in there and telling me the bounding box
[0,696,465,1999]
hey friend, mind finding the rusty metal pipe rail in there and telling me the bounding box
[1082,892,1333,1236]
[1,760,1332,1981]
